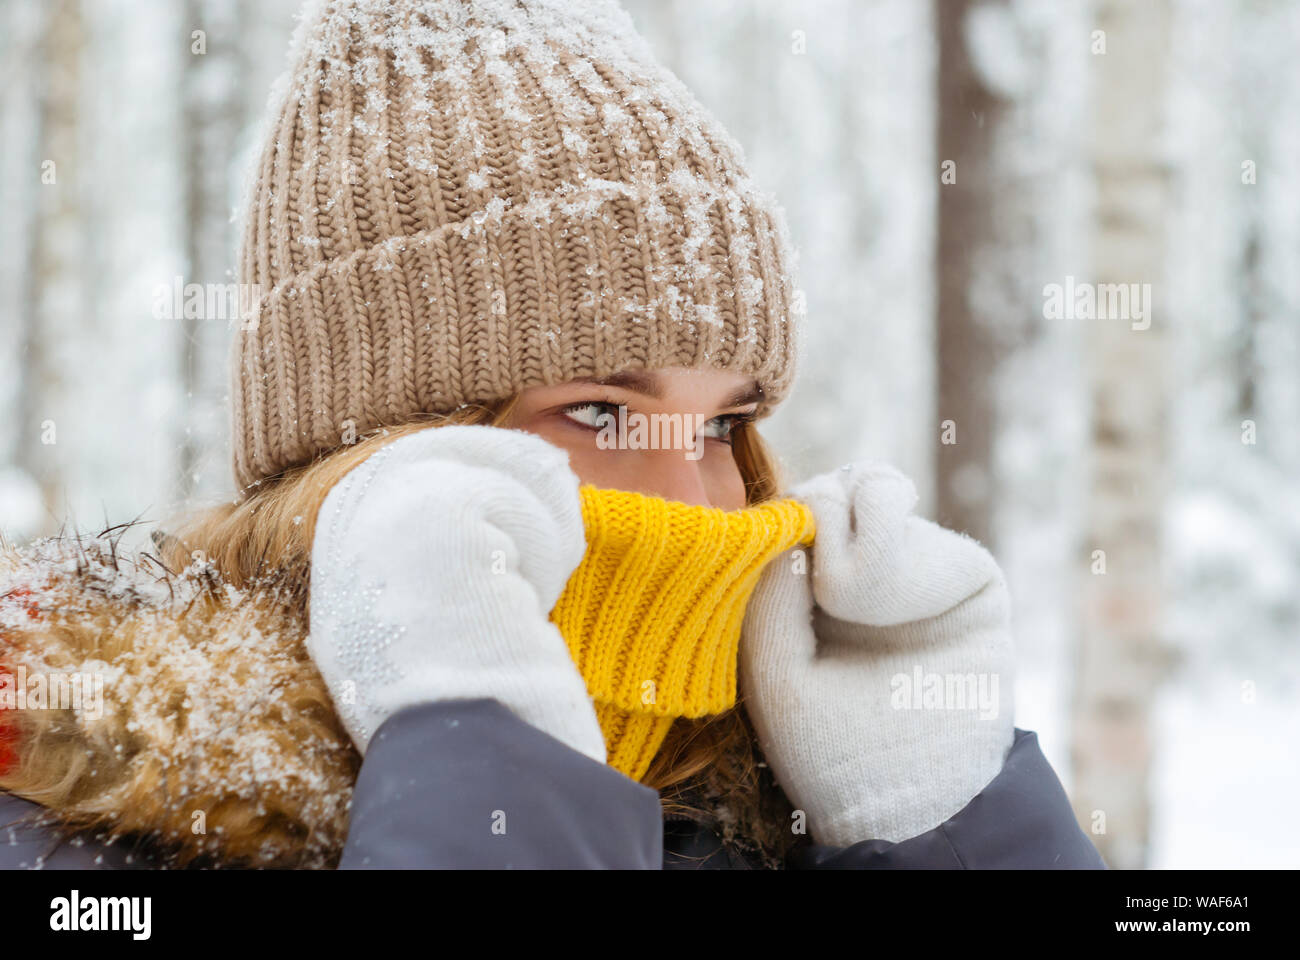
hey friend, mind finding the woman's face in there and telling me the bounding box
[504,366,761,510]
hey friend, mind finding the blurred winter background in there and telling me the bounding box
[1,0,1296,868]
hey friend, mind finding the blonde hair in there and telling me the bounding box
[160,398,801,866]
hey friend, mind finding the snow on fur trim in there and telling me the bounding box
[0,529,357,868]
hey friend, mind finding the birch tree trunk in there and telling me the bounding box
[20,0,84,537]
[179,0,248,501]
[0,0,47,537]
[933,0,1009,546]
[1070,0,1175,870]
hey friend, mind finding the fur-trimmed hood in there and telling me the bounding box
[0,530,359,868]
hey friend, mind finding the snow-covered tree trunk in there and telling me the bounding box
[179,0,247,501]
[0,0,48,536]
[932,0,1008,546]
[1070,0,1175,870]
[19,0,85,537]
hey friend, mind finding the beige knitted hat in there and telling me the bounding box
[231,0,803,490]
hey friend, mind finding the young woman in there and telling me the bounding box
[0,0,1103,869]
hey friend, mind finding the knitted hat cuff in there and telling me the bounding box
[232,172,799,490]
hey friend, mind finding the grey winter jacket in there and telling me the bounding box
[0,698,1105,869]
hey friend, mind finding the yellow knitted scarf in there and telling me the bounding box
[549,486,815,782]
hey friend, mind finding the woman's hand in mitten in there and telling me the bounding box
[308,424,605,765]
[740,461,1015,847]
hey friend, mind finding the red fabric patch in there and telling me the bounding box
[0,713,15,775]
[0,660,16,774]
[0,586,41,776]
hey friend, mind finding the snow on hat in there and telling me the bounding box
[230,0,804,490]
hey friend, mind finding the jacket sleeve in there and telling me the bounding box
[785,728,1108,869]
[1,698,665,870]
[0,794,143,869]
[338,698,664,869]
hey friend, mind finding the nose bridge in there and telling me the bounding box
[641,446,711,507]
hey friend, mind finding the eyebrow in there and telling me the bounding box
[572,370,663,398]
[570,372,763,409]
[721,381,764,408]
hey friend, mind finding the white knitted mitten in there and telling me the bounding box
[740,461,1015,847]
[308,424,606,763]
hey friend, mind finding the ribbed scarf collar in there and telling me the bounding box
[549,486,815,781]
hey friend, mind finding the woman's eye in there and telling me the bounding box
[561,401,620,429]
[699,415,737,442]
